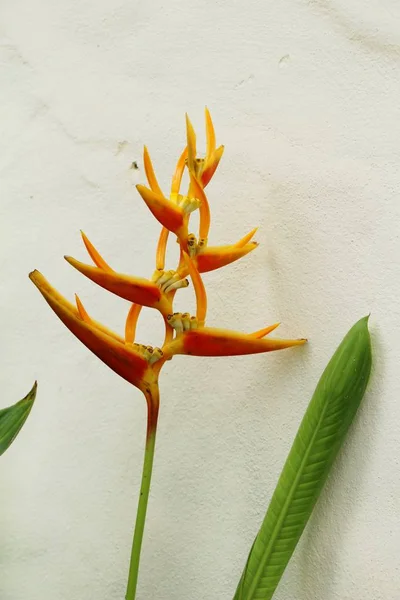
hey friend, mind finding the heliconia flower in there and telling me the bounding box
[64,232,180,316]
[29,110,306,600]
[29,271,163,398]
[29,111,306,390]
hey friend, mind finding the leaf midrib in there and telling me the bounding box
[245,395,335,600]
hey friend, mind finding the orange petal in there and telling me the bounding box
[183,252,207,324]
[143,146,164,196]
[168,327,306,357]
[136,184,185,237]
[171,147,188,196]
[189,173,210,241]
[205,107,216,163]
[125,303,142,344]
[250,323,280,338]
[196,242,258,273]
[234,227,258,248]
[64,256,172,314]
[29,271,149,390]
[155,227,170,271]
[75,294,91,322]
[81,231,113,272]
[186,114,197,173]
[201,145,224,187]
[74,294,124,343]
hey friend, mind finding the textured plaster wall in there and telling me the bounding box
[1,1,399,599]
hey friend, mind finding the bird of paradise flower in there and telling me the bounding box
[29,109,306,599]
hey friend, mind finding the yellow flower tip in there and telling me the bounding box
[29,269,46,295]
[30,270,56,298]
[29,269,39,282]
[235,227,258,248]
[185,113,197,171]
[205,106,216,160]
[143,145,163,196]
[75,294,91,323]
[171,146,188,195]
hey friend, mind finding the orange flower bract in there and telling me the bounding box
[30,109,306,410]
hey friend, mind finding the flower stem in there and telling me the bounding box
[125,393,159,600]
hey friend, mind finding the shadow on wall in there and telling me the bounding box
[312,0,400,58]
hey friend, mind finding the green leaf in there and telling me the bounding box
[234,316,372,600]
[0,382,37,456]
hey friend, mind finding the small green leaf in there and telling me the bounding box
[234,316,372,600]
[0,382,37,456]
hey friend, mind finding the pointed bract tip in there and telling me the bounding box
[29,269,42,285]
[235,227,259,248]
[75,294,91,322]
[357,315,371,329]
[185,114,196,139]
[251,322,281,339]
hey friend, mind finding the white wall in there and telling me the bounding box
[1,1,399,598]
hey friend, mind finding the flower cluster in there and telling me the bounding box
[30,109,305,415]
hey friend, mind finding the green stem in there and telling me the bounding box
[125,395,159,600]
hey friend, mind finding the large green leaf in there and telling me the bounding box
[0,382,37,456]
[234,316,372,600]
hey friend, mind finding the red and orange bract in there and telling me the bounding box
[30,109,306,413]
